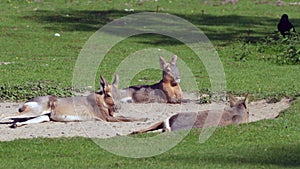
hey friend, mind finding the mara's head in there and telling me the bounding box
[97,75,120,115]
[228,93,250,123]
[18,95,57,117]
[160,55,181,86]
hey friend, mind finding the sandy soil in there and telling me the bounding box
[0,94,292,142]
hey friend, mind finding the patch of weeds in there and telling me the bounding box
[197,89,212,104]
[243,32,300,64]
[0,81,74,101]
[275,34,300,65]
[235,32,300,65]
[233,41,253,61]
[199,94,211,104]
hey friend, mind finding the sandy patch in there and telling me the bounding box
[0,94,292,142]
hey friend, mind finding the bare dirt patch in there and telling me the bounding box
[0,94,292,142]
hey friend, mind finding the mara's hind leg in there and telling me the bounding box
[130,121,165,134]
[114,116,147,122]
[11,115,50,128]
[104,115,147,122]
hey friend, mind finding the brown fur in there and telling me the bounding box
[122,55,183,103]
[4,75,144,128]
[130,94,249,134]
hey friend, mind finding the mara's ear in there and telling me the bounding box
[243,93,250,105]
[170,55,177,64]
[228,93,236,107]
[100,75,108,91]
[159,56,168,69]
[112,74,119,87]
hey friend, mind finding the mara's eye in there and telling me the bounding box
[105,94,111,98]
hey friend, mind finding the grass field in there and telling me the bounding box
[0,0,300,168]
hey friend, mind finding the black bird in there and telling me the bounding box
[277,14,296,37]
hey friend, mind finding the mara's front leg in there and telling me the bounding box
[11,115,51,128]
[174,85,183,100]
[163,84,182,104]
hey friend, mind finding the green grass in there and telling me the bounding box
[1,0,300,168]
[1,0,300,100]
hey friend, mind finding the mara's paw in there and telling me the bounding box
[168,98,182,104]
[9,123,18,128]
